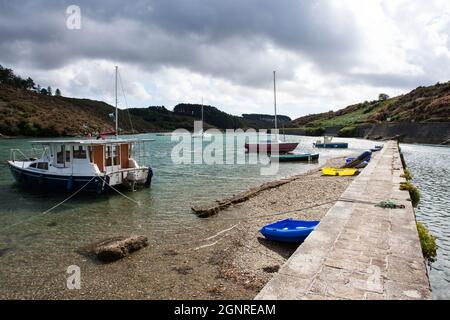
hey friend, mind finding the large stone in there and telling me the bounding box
[90,235,148,262]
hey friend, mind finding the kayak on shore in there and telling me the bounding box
[322,168,359,176]
[260,219,319,243]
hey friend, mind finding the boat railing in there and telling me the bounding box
[10,149,34,162]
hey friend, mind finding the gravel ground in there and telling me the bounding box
[0,157,355,299]
[207,157,356,297]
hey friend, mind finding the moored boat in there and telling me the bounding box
[8,138,153,193]
[322,168,359,176]
[7,66,154,194]
[245,141,299,154]
[260,219,319,243]
[313,136,348,149]
[270,152,319,162]
[246,71,299,154]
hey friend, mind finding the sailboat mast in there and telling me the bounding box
[273,70,278,138]
[201,97,204,124]
[115,66,118,138]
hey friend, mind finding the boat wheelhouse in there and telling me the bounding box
[8,139,153,193]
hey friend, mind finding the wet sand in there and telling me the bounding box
[0,157,354,299]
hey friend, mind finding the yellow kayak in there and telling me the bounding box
[322,168,359,176]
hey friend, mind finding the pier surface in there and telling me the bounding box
[256,141,431,300]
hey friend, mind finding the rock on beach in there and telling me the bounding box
[89,235,149,262]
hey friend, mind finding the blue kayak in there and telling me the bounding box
[260,219,319,243]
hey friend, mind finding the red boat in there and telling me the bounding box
[245,142,299,154]
[246,71,299,154]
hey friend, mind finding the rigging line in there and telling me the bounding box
[0,176,97,232]
[117,69,135,134]
[96,175,141,206]
[206,198,340,222]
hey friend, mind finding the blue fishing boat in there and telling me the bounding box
[313,136,348,149]
[270,152,319,162]
[260,219,319,243]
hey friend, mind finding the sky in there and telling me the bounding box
[1,0,449,119]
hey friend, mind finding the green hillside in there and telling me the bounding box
[289,81,450,134]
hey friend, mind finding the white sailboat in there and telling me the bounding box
[7,66,154,193]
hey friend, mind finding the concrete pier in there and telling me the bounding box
[256,141,432,300]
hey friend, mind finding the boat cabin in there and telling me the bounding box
[9,138,153,190]
[24,139,148,174]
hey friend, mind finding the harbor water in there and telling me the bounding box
[400,143,450,299]
[0,134,446,298]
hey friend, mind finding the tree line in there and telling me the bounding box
[0,64,61,96]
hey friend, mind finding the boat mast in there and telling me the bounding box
[273,70,278,140]
[201,97,204,135]
[115,66,118,138]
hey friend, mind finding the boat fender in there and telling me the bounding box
[67,176,73,192]
[144,168,153,188]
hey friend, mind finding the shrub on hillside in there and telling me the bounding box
[338,126,358,137]
[303,127,325,136]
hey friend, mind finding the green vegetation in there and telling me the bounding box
[338,126,358,137]
[303,127,325,136]
[401,168,413,181]
[242,114,291,124]
[400,181,421,207]
[290,81,450,130]
[0,65,35,90]
[417,222,437,262]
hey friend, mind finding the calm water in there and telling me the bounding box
[0,133,375,297]
[401,144,450,300]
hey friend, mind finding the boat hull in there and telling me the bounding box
[314,143,348,149]
[321,168,359,176]
[8,164,105,193]
[270,153,319,162]
[260,219,319,243]
[245,142,299,154]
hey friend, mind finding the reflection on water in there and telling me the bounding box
[0,133,376,297]
[401,143,450,300]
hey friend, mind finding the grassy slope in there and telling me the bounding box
[0,85,273,137]
[290,81,450,129]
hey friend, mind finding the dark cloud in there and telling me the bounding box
[0,0,360,88]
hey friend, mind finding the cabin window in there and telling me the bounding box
[73,146,87,159]
[37,162,48,170]
[56,146,65,164]
[112,145,120,166]
[30,163,37,168]
[105,146,112,167]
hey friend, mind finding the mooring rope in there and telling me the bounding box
[96,175,141,206]
[0,176,97,232]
